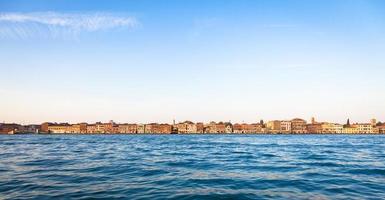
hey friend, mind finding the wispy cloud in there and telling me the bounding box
[0,12,139,39]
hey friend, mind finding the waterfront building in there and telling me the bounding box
[321,123,343,134]
[118,124,126,133]
[280,121,292,133]
[216,122,226,133]
[137,124,145,133]
[47,123,70,134]
[118,124,137,134]
[185,121,197,133]
[22,124,41,133]
[306,117,322,133]
[144,123,155,133]
[239,123,261,133]
[306,123,322,134]
[202,121,225,133]
[224,122,233,133]
[267,120,281,133]
[158,124,172,134]
[79,123,88,133]
[232,123,262,133]
[232,123,243,133]
[59,123,88,134]
[261,128,269,134]
[378,125,385,134]
[67,124,81,134]
[104,120,117,133]
[291,118,307,134]
[0,123,23,134]
[175,122,187,133]
[240,123,251,133]
[356,123,375,134]
[145,123,172,134]
[112,126,120,133]
[250,123,263,133]
[41,122,51,133]
[372,127,380,134]
[86,124,97,133]
[205,122,217,133]
[208,121,217,133]
[95,122,107,133]
[196,122,204,133]
[342,125,359,134]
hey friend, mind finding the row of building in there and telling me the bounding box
[0,123,40,134]
[1,118,385,134]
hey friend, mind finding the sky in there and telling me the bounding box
[1,0,385,124]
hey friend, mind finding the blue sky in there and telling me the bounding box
[1,0,385,124]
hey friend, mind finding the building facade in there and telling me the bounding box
[321,123,343,134]
[280,121,292,133]
[267,120,281,133]
[291,118,307,134]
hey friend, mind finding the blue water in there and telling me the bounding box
[1,135,385,200]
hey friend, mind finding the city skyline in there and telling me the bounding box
[1,0,385,124]
[1,117,385,134]
[1,117,383,126]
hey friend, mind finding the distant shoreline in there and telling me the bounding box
[2,118,385,134]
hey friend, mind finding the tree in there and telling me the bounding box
[343,118,351,128]
[260,119,265,128]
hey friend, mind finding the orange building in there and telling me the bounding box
[87,124,97,133]
[306,123,322,134]
[216,122,226,133]
[232,123,243,133]
[196,122,204,133]
[0,123,22,134]
[291,118,307,134]
[144,123,172,134]
[378,125,385,134]
[158,124,172,134]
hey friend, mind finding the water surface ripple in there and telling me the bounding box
[1,134,385,199]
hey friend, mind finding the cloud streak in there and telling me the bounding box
[0,12,138,39]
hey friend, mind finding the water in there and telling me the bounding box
[1,134,385,200]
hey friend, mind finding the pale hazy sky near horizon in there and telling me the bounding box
[1,0,385,124]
